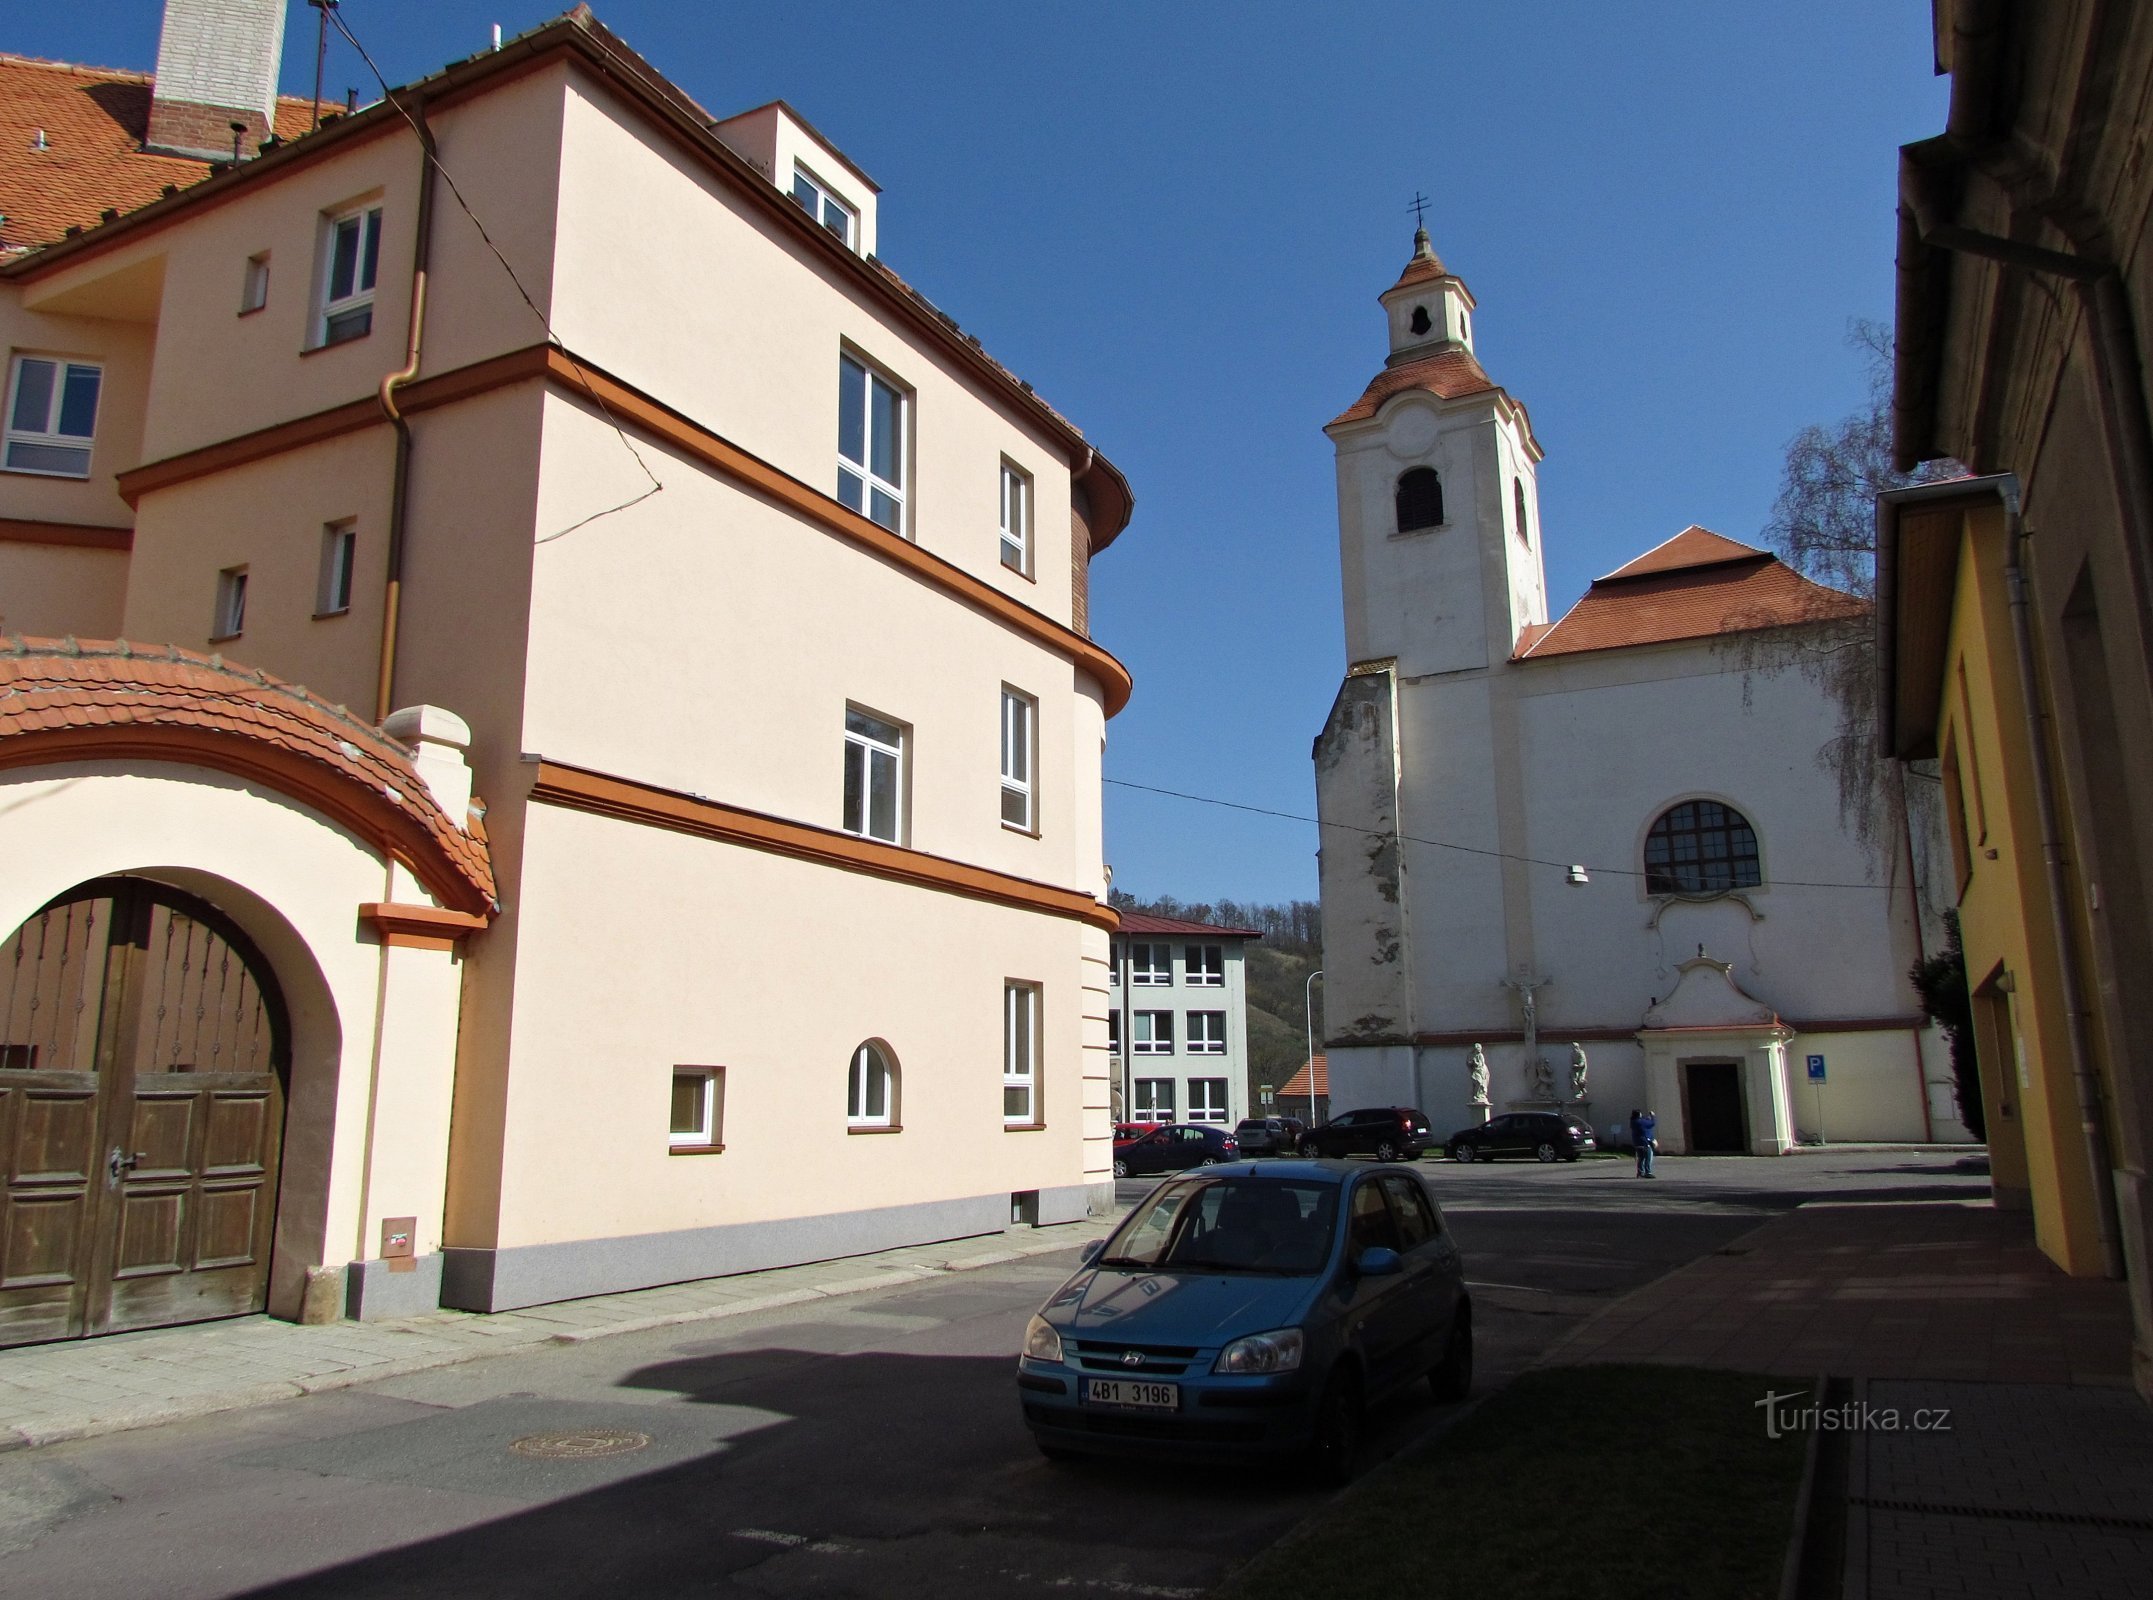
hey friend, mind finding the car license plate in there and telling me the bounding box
[1085,1377,1179,1411]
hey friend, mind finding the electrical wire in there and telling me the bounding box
[325,8,664,538]
[1104,777,1903,893]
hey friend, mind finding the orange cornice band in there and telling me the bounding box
[532,759,1120,933]
[361,902,490,950]
[114,343,1132,716]
[0,517,133,551]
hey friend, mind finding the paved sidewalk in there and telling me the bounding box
[1538,1197,2153,1599]
[0,1215,1117,1453]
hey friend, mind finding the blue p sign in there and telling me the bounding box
[1805,1054,1827,1083]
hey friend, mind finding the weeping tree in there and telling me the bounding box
[1910,912,1984,1139]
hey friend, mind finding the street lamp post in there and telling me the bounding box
[1304,969,1324,1122]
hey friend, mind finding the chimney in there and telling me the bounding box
[145,0,288,161]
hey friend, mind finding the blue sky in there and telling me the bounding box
[21,3,1950,906]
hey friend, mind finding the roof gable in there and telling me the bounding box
[1599,525,1771,582]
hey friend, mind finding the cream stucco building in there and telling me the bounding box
[1312,230,1963,1155]
[0,4,1133,1344]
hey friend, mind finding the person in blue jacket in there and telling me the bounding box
[1629,1107,1658,1177]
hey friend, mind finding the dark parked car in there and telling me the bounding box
[1447,1111,1598,1163]
[1233,1116,1307,1156]
[1297,1107,1435,1162]
[1112,1123,1241,1178]
[1113,1121,1169,1143]
[1018,1160,1472,1483]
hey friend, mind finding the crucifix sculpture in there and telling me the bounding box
[1502,969,1555,1101]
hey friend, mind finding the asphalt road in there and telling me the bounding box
[0,1151,1985,1600]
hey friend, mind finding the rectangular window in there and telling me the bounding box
[842,706,905,844]
[669,1066,726,1151]
[1133,1010,1173,1056]
[1004,981,1039,1125]
[1000,687,1035,831]
[1187,1011,1227,1055]
[1189,1079,1229,1124]
[317,520,356,616]
[4,356,102,478]
[1107,1010,1121,1054]
[1130,943,1171,986]
[791,165,857,248]
[1134,1078,1176,1120]
[317,204,382,346]
[999,460,1031,574]
[213,566,248,640]
[1941,732,1974,898]
[1185,945,1224,986]
[240,252,270,314]
[837,354,907,534]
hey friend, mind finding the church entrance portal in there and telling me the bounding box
[1683,1060,1748,1153]
[0,878,290,1349]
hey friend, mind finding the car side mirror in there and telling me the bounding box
[1079,1240,1104,1266]
[1355,1246,1402,1277]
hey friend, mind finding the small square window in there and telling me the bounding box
[1189,1078,1230,1123]
[1129,943,1171,986]
[1000,687,1036,832]
[842,705,907,844]
[317,520,356,616]
[1134,1078,1176,1120]
[791,165,857,248]
[1133,1010,1174,1056]
[317,204,382,347]
[999,460,1031,574]
[1185,945,1224,986]
[4,356,102,478]
[212,566,248,640]
[1187,1011,1227,1055]
[240,252,270,315]
[670,1066,725,1151]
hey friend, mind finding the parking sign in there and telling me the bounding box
[1806,1054,1827,1083]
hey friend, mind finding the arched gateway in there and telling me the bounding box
[0,877,292,1346]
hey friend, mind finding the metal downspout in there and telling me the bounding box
[374,96,438,724]
[2001,485,2127,1277]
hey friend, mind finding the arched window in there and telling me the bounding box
[1643,800,1762,894]
[848,1040,898,1128]
[1513,476,1530,545]
[1396,467,1444,532]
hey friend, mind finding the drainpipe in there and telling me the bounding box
[374,95,438,724]
[1999,480,2127,1278]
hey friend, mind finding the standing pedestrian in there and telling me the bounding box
[1629,1107,1657,1177]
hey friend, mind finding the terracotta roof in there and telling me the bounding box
[1115,911,1263,940]
[1330,345,1500,427]
[1517,527,1867,662]
[0,638,494,914]
[1387,229,1450,292]
[1281,1055,1328,1098]
[0,53,326,253]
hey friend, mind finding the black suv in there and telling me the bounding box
[1297,1107,1435,1161]
[1447,1111,1598,1163]
[1232,1116,1307,1156]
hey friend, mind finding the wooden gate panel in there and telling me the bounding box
[0,1077,99,1341]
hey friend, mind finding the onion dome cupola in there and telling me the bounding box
[1380,226,1476,362]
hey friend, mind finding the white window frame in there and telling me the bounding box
[791,164,857,248]
[3,355,102,479]
[1130,943,1172,987]
[669,1066,725,1151]
[316,520,356,617]
[212,566,248,640]
[1189,1078,1230,1124]
[847,1041,897,1129]
[1000,686,1035,833]
[999,459,1031,574]
[1187,1011,1227,1056]
[316,203,382,347]
[1133,1010,1174,1056]
[1185,945,1225,987]
[1004,981,1040,1126]
[240,252,270,315]
[1133,1078,1176,1121]
[842,705,906,844]
[837,352,908,535]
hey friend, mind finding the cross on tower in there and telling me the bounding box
[1408,192,1430,231]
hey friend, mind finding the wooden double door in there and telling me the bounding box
[0,879,290,1349]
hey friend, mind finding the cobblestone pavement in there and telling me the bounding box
[0,1216,1120,1452]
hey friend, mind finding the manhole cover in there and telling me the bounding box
[508,1428,651,1460]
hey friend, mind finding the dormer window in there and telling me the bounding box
[1396,467,1444,532]
[792,165,857,249]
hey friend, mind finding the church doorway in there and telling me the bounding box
[0,878,290,1349]
[1683,1060,1748,1153]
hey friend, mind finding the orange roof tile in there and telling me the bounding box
[1116,911,1263,939]
[1330,346,1500,427]
[1518,529,1866,662]
[0,637,494,914]
[1281,1055,1328,1097]
[0,53,328,253]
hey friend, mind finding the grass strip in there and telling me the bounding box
[1214,1364,1808,1600]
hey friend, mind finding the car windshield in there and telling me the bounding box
[1101,1178,1339,1276]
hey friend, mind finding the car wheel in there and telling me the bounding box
[1199,1155,1222,1166]
[1429,1302,1473,1403]
[1112,1158,1128,1179]
[1373,1139,1400,1162]
[1452,1143,1475,1163]
[1305,1367,1365,1488]
[1535,1142,1559,1163]
[1298,1138,1319,1158]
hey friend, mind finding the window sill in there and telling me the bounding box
[1002,1121,1047,1132]
[312,607,350,621]
[0,464,93,482]
[1001,820,1041,839]
[847,1123,903,1135]
[668,1142,725,1156]
[208,631,243,645]
[1000,558,1036,584]
[301,329,372,356]
[237,304,266,319]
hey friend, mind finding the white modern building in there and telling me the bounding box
[1106,913,1260,1128]
[1311,229,1964,1155]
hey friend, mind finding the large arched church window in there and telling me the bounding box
[1643,800,1762,894]
[1396,467,1444,532]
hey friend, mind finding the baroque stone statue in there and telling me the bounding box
[1467,1043,1490,1106]
[1570,1041,1589,1101]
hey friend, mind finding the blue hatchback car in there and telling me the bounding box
[1016,1160,1470,1482]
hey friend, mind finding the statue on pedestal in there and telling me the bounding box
[1467,1043,1490,1109]
[1569,1041,1589,1102]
